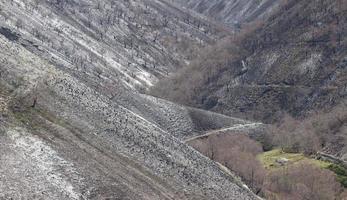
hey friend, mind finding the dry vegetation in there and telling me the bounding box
[188,134,265,194]
[269,114,321,155]
[310,104,347,155]
[149,23,256,105]
[150,0,347,122]
[188,133,343,199]
[266,103,347,156]
[264,162,341,200]
[187,103,347,199]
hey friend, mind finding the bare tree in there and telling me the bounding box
[189,134,265,193]
[264,162,341,200]
[271,114,321,155]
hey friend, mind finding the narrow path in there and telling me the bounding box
[184,122,263,143]
[229,84,338,90]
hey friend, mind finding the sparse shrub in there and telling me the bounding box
[15,19,23,29]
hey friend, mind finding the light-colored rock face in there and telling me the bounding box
[172,0,281,26]
[0,0,260,199]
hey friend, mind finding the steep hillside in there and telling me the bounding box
[0,0,260,199]
[153,0,347,123]
[0,0,227,90]
[172,0,281,27]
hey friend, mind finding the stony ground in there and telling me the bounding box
[0,0,263,199]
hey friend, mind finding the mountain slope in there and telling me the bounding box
[172,0,282,27]
[0,0,260,199]
[1,0,226,89]
[153,0,347,123]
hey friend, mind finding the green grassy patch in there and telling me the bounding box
[258,149,347,188]
[257,149,331,170]
[327,164,347,188]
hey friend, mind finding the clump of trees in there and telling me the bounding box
[150,35,247,106]
[188,104,347,199]
[264,162,341,200]
[309,104,347,153]
[265,104,347,156]
[269,114,321,155]
[188,134,266,194]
